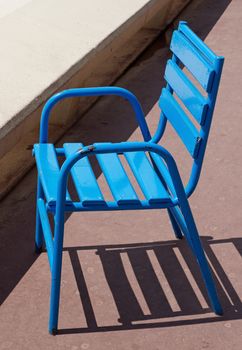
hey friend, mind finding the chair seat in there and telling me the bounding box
[34,143,173,208]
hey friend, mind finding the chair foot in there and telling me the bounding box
[215,307,223,316]
[49,328,57,336]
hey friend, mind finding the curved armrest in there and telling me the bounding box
[39,87,151,143]
[56,141,187,208]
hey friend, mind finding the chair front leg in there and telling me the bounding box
[48,199,65,335]
[35,177,44,253]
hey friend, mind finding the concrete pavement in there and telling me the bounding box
[0,0,242,349]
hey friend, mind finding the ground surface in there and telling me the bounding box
[0,0,242,349]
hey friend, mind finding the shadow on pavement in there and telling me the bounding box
[58,236,242,334]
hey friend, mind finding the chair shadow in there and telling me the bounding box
[58,235,242,335]
[0,0,232,308]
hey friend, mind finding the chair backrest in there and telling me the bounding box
[152,21,224,196]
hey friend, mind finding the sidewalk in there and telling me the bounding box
[0,0,242,349]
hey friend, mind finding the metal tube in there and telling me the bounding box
[38,198,54,268]
[39,87,151,143]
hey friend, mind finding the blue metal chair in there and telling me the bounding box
[33,21,224,334]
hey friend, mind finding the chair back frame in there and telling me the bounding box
[151,21,224,197]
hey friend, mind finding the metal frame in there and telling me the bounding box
[33,22,224,334]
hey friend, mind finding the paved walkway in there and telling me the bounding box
[0,0,242,349]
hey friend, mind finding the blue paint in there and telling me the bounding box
[39,86,151,143]
[96,151,140,205]
[64,143,105,206]
[164,59,208,124]
[34,144,71,205]
[124,151,170,203]
[170,30,215,91]
[33,22,224,334]
[159,88,200,157]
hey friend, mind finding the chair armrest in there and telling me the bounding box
[39,87,151,143]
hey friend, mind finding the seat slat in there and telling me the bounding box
[164,59,208,125]
[34,144,71,205]
[124,151,171,204]
[159,88,200,158]
[64,143,105,206]
[170,30,215,92]
[96,153,139,205]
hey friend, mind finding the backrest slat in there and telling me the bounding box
[164,59,208,125]
[159,88,200,157]
[170,30,215,92]
[179,22,217,65]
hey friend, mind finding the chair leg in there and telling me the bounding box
[167,208,183,239]
[35,178,44,253]
[48,201,65,335]
[180,202,223,315]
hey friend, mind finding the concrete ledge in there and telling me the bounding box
[0,0,191,199]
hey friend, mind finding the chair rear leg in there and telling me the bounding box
[35,177,44,253]
[148,156,182,240]
[167,208,183,239]
[181,203,223,315]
